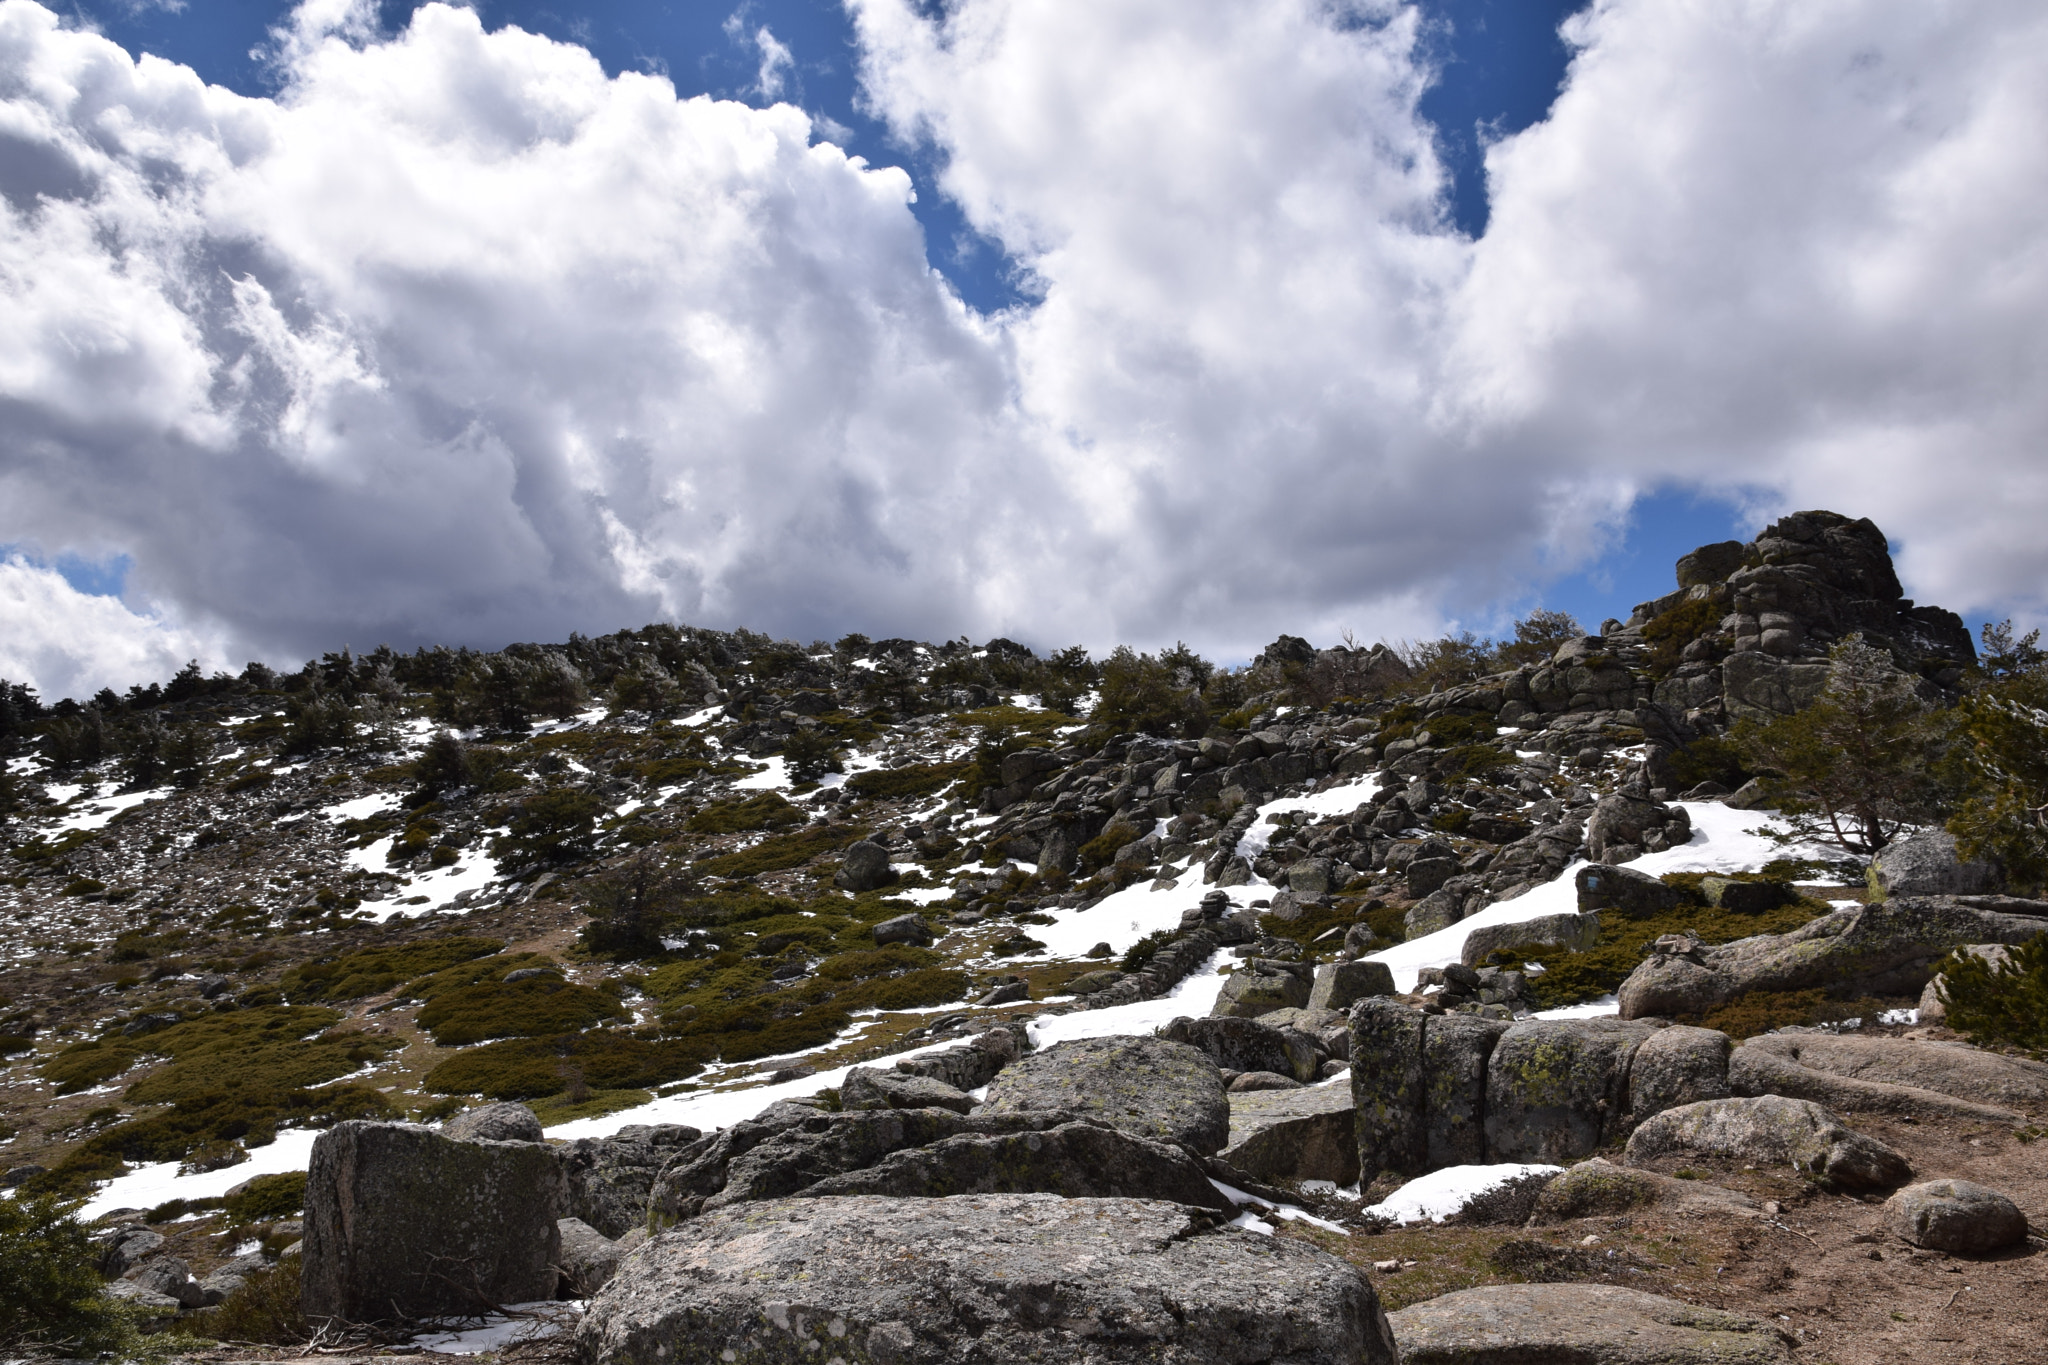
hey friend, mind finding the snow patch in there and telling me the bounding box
[1365,1163,1563,1225]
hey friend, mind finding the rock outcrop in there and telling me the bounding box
[1221,1083,1358,1185]
[578,1194,1400,1365]
[1624,1096,1911,1190]
[1728,1033,2046,1121]
[1388,1284,1794,1364]
[978,1035,1231,1155]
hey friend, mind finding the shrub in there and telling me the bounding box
[1667,735,1750,791]
[1939,933,2048,1054]
[424,1030,708,1099]
[847,761,970,800]
[1090,646,1209,739]
[280,936,503,1003]
[1078,822,1143,874]
[222,1171,307,1226]
[416,974,628,1047]
[1511,892,1823,1009]
[207,1257,308,1344]
[1120,929,1176,974]
[0,1196,146,1355]
[836,969,969,1012]
[1641,595,1726,676]
[687,793,805,834]
[494,786,603,866]
[690,823,866,879]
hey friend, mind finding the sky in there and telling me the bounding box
[1,0,2043,699]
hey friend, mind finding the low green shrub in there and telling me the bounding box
[1078,822,1143,874]
[207,1257,307,1345]
[1507,895,1824,1008]
[0,1195,142,1355]
[835,968,968,1012]
[416,975,629,1047]
[424,1030,709,1099]
[846,761,970,800]
[280,935,503,1003]
[1684,988,1914,1039]
[687,792,805,833]
[691,823,867,879]
[1642,595,1726,676]
[1939,933,2048,1054]
[222,1171,307,1226]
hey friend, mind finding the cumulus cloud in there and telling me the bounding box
[0,0,2043,698]
[0,556,224,699]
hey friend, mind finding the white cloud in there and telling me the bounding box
[0,0,2043,698]
[0,556,224,699]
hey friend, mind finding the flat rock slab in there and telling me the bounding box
[1388,1283,1795,1364]
[979,1035,1230,1154]
[1732,1033,2048,1119]
[1222,1083,1358,1184]
[579,1194,1398,1365]
[1624,1096,1911,1190]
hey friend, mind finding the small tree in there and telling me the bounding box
[0,1195,139,1355]
[1090,646,1209,738]
[782,725,845,780]
[1733,637,1944,855]
[1494,609,1585,669]
[1943,666,2048,892]
[579,851,683,959]
[412,730,474,797]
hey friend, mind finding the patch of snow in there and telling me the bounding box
[322,792,400,822]
[41,781,84,804]
[1532,995,1620,1020]
[1209,1179,1351,1236]
[410,1305,574,1353]
[363,853,503,922]
[79,1129,322,1220]
[1025,953,1228,1049]
[678,704,723,728]
[1365,1163,1562,1225]
[47,786,172,834]
[733,757,790,791]
[890,887,955,906]
[1880,1007,1920,1025]
[1227,1210,1277,1235]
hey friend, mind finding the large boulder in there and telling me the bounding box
[840,1066,977,1114]
[1871,828,2002,899]
[1586,793,1677,864]
[557,1217,628,1296]
[1884,1179,2030,1254]
[1528,1157,1761,1224]
[301,1120,566,1323]
[1222,1084,1358,1185]
[560,1123,703,1239]
[1728,1034,2038,1122]
[1388,1284,1794,1364]
[1616,896,2048,1019]
[1575,864,1686,918]
[978,1035,1231,1154]
[1624,1096,1911,1190]
[1627,1025,1732,1121]
[1484,1020,1654,1164]
[1212,959,1314,1017]
[1308,960,1396,1011]
[871,912,934,946]
[444,1101,545,1143]
[837,840,899,893]
[1460,912,1600,969]
[578,1194,1400,1365]
[1423,1012,1510,1169]
[1350,999,1428,1181]
[1160,1015,1321,1083]
[793,1120,1230,1210]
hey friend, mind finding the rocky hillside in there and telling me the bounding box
[3,509,2045,1365]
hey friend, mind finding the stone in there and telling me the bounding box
[561,1123,705,1240]
[1617,896,2048,1019]
[444,1101,545,1144]
[1228,1070,1302,1092]
[104,1278,184,1315]
[836,840,898,893]
[198,1251,269,1305]
[1529,1158,1762,1224]
[1623,1096,1911,1190]
[1884,1179,2030,1254]
[1871,828,2003,899]
[95,1224,166,1278]
[557,1217,626,1296]
[1257,1006,1352,1060]
[1485,1020,1653,1164]
[1223,1083,1359,1184]
[1728,1033,2046,1120]
[1459,912,1601,968]
[840,1066,977,1114]
[1586,794,1672,864]
[125,1256,205,1310]
[1627,1025,1732,1121]
[1350,998,1427,1180]
[301,1120,567,1323]
[1212,961,1313,1017]
[1423,1012,1510,1169]
[796,1120,1230,1210]
[1387,1284,1794,1365]
[978,1035,1231,1154]
[871,912,935,947]
[1721,652,1832,723]
[891,1026,1026,1093]
[976,981,1030,1006]
[1290,856,1339,901]
[1309,959,1395,1011]
[1405,889,1466,937]
[1698,877,1792,912]
[1065,968,1124,995]
[579,1194,1398,1365]
[1575,864,1685,918]
[1407,857,1460,899]
[1160,1015,1321,1083]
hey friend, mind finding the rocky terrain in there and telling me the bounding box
[1,509,2044,1365]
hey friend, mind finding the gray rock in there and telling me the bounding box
[95,1224,165,1278]
[1405,889,1466,937]
[301,1120,567,1323]
[1586,794,1673,864]
[1160,1014,1321,1083]
[1459,912,1600,969]
[198,1250,269,1305]
[872,911,935,947]
[1698,877,1792,912]
[1424,1012,1511,1169]
[104,1278,184,1315]
[890,1026,1025,1092]
[444,1101,545,1144]
[1223,1083,1358,1185]
[557,1217,626,1296]
[579,1194,1398,1365]
[1065,968,1124,995]
[1529,1157,1762,1224]
[1575,864,1685,918]
[1290,856,1339,901]
[1407,857,1461,899]
[837,840,898,893]
[1388,1283,1794,1364]
[1728,1033,2044,1121]
[1228,1070,1302,1092]
[975,981,1030,1006]
[796,1120,1230,1210]
[978,1035,1231,1154]
[840,1066,976,1114]
[1309,960,1395,1011]
[1721,652,1831,723]
[1871,828,2002,899]
[1212,961,1313,1017]
[1350,998,1427,1181]
[1627,1025,1732,1121]
[1884,1179,2030,1254]
[1256,1006,1353,1060]
[1617,896,2048,1019]
[561,1123,704,1240]
[1624,1096,1911,1190]
[1485,1020,1653,1164]
[125,1256,204,1310]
